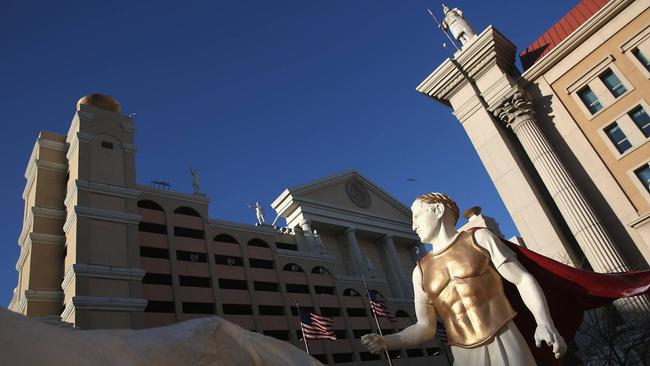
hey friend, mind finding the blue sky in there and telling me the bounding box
[0,0,576,306]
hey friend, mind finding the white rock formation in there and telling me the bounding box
[0,308,322,366]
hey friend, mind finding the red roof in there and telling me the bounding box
[519,0,609,71]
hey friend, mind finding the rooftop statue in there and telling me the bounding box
[362,192,650,365]
[249,201,266,225]
[190,165,201,193]
[441,4,476,47]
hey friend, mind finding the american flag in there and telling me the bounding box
[368,290,395,321]
[299,308,337,340]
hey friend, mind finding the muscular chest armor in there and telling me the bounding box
[418,231,516,348]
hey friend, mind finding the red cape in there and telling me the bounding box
[486,232,650,365]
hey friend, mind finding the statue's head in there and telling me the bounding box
[411,192,459,243]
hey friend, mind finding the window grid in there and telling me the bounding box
[604,123,632,154]
[633,48,650,72]
[629,105,650,138]
[635,164,650,193]
[578,87,602,114]
[600,69,627,97]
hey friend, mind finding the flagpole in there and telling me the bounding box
[426,8,460,52]
[295,300,311,356]
[361,272,394,366]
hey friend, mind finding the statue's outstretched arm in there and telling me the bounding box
[474,229,567,359]
[361,266,437,354]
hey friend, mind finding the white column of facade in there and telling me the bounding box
[299,219,318,253]
[344,228,365,276]
[493,90,649,312]
[380,235,409,299]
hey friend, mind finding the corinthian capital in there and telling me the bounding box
[492,90,536,130]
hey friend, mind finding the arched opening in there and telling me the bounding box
[174,206,201,217]
[138,200,164,211]
[283,263,304,272]
[247,238,269,248]
[213,234,238,244]
[343,288,360,297]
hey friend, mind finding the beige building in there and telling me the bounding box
[417,0,650,311]
[8,95,456,365]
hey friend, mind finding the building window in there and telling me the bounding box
[578,87,602,114]
[634,164,650,193]
[145,300,175,313]
[139,222,167,235]
[314,286,336,295]
[285,283,310,294]
[406,348,425,358]
[426,347,441,356]
[174,206,201,217]
[629,105,650,138]
[253,281,279,292]
[249,258,274,269]
[283,263,304,272]
[258,305,284,315]
[140,246,170,259]
[320,307,340,317]
[173,226,205,239]
[633,48,650,71]
[332,353,354,364]
[600,69,627,97]
[346,308,367,317]
[100,140,114,149]
[263,330,290,341]
[182,302,214,314]
[142,273,172,285]
[604,123,632,154]
[223,304,253,315]
[353,329,372,338]
[213,233,239,244]
[291,307,314,316]
[360,352,381,361]
[247,238,269,248]
[311,354,328,364]
[333,329,347,339]
[276,242,298,251]
[179,275,211,288]
[218,279,248,290]
[215,254,243,266]
[176,250,207,263]
[138,200,164,211]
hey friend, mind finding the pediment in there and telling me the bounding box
[274,170,412,224]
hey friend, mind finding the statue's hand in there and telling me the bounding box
[360,333,386,355]
[534,323,567,359]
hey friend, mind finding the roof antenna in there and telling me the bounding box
[427,8,460,52]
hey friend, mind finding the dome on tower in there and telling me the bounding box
[76,93,121,112]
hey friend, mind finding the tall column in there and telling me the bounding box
[492,90,649,312]
[344,228,365,276]
[380,235,409,299]
[299,219,318,253]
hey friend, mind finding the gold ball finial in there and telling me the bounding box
[76,93,121,112]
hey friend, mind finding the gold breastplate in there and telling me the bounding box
[418,231,516,348]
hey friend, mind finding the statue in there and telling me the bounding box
[189,165,200,193]
[441,4,476,47]
[362,192,564,365]
[248,202,266,225]
[361,192,650,365]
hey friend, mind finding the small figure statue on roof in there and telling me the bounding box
[190,165,201,193]
[441,4,476,47]
[248,202,266,225]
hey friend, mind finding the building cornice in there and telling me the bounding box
[25,289,64,302]
[23,159,67,200]
[522,0,635,81]
[62,296,148,321]
[62,264,146,292]
[65,179,140,207]
[416,26,517,104]
[18,207,65,248]
[137,184,210,205]
[64,206,140,234]
[66,132,94,160]
[276,249,336,263]
[335,274,384,286]
[16,233,65,270]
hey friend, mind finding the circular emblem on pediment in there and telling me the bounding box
[345,179,371,209]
